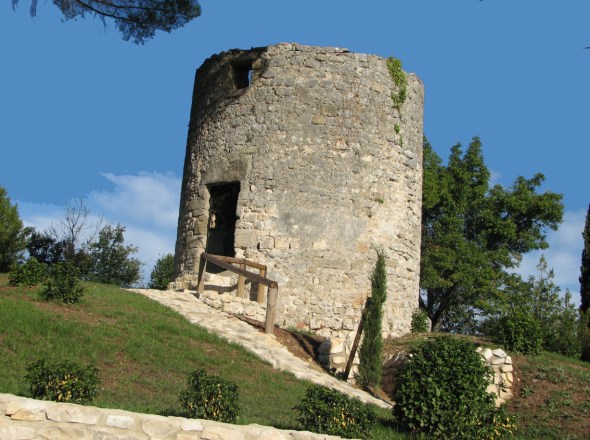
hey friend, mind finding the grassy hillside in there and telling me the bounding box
[0,274,410,439]
[1,273,588,439]
[0,274,313,427]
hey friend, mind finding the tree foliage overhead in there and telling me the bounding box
[13,0,201,44]
[420,137,563,331]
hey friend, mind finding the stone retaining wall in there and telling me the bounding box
[0,393,345,440]
[380,347,515,406]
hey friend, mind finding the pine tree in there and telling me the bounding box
[357,251,387,389]
[580,203,590,314]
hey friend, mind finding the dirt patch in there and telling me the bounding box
[231,315,327,372]
[508,354,590,439]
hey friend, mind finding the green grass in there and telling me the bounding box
[0,274,410,438]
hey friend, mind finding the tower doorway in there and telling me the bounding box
[206,182,240,266]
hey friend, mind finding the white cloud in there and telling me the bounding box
[17,171,181,285]
[88,172,181,228]
[517,209,586,304]
[489,169,502,186]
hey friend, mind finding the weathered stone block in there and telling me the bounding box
[105,414,136,430]
[46,404,101,425]
[141,415,180,437]
[234,230,260,248]
[10,407,46,421]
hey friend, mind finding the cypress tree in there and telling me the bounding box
[358,251,387,389]
[580,203,590,314]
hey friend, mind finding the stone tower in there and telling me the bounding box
[173,43,424,350]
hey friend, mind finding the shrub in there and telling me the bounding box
[294,384,376,439]
[148,253,175,290]
[179,369,240,423]
[357,251,387,389]
[393,336,513,439]
[491,309,542,355]
[410,308,429,333]
[580,310,590,362]
[9,258,47,286]
[86,223,142,288]
[25,359,100,404]
[42,262,84,304]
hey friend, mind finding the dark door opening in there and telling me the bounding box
[206,182,240,272]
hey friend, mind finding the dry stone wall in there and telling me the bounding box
[173,43,424,350]
[0,393,345,440]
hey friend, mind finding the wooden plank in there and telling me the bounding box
[257,267,267,303]
[237,263,246,298]
[196,255,207,294]
[265,286,278,334]
[343,308,366,381]
[203,253,278,288]
[213,255,267,271]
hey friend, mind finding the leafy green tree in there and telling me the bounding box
[86,223,142,287]
[486,256,581,357]
[26,228,67,265]
[148,253,174,290]
[552,290,582,358]
[0,186,27,271]
[420,137,563,331]
[357,251,386,389]
[580,203,590,314]
[13,0,201,44]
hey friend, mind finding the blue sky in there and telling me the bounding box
[1,0,589,293]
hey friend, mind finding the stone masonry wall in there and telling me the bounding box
[173,43,424,351]
[0,393,345,440]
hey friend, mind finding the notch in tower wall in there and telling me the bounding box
[232,61,253,89]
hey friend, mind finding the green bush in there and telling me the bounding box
[179,369,240,423]
[42,262,84,304]
[294,384,376,439]
[492,309,542,355]
[393,336,513,439]
[9,258,47,286]
[580,310,590,362]
[25,359,100,404]
[410,308,429,333]
[148,253,175,290]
